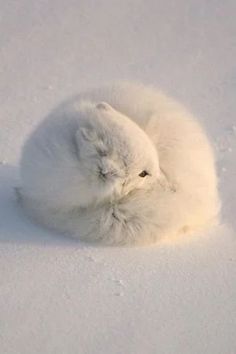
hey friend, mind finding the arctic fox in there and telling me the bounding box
[18,82,220,245]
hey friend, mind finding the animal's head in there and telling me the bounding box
[75,101,160,206]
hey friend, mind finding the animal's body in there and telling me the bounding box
[19,82,220,245]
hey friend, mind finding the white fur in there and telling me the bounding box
[19,82,220,245]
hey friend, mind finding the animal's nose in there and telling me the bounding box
[99,169,116,180]
[100,170,108,179]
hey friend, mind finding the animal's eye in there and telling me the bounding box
[139,170,149,178]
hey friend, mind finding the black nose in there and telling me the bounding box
[99,169,107,180]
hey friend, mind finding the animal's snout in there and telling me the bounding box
[99,168,117,181]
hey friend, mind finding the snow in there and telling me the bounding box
[0,1,236,353]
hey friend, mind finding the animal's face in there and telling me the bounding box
[75,102,160,205]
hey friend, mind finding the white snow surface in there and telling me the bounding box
[0,1,236,353]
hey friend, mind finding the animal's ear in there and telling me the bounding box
[75,126,98,157]
[79,126,97,142]
[96,101,113,111]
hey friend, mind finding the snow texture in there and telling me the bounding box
[0,1,235,353]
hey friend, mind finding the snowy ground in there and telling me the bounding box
[0,1,236,353]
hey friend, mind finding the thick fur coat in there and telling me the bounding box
[19,83,220,245]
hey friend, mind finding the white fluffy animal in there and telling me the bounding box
[19,82,220,245]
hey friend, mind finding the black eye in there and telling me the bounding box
[139,170,149,178]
